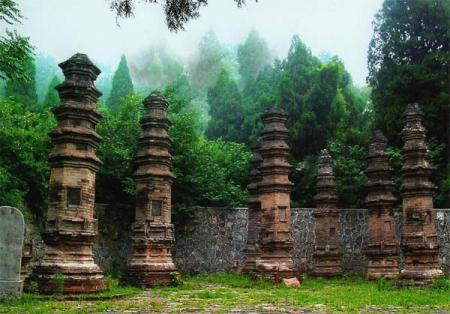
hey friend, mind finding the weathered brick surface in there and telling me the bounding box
[399,103,443,285]
[365,131,399,279]
[121,93,177,287]
[29,53,105,294]
[254,109,298,282]
[312,149,342,277]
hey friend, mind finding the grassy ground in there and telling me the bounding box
[0,273,449,313]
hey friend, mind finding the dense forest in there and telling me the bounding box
[0,0,448,223]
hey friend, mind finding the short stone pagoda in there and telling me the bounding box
[31,53,105,294]
[365,130,399,280]
[399,103,443,285]
[121,92,177,287]
[242,139,263,276]
[312,149,342,278]
[255,109,298,283]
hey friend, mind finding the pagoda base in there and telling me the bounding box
[30,262,105,294]
[121,261,177,287]
[255,260,299,283]
[312,263,343,278]
[367,259,399,280]
[399,267,444,286]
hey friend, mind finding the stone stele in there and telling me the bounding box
[0,206,25,299]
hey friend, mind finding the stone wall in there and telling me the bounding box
[25,206,450,276]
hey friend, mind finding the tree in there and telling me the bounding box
[237,29,272,85]
[5,56,38,109]
[42,75,60,109]
[368,0,450,206]
[109,0,251,31]
[206,68,245,143]
[0,0,34,81]
[190,29,227,93]
[106,55,134,113]
[0,97,55,218]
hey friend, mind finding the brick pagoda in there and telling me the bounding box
[399,103,443,285]
[255,109,298,283]
[365,130,399,280]
[121,92,177,287]
[312,149,342,277]
[242,139,263,276]
[32,53,105,294]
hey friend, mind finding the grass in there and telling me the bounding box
[0,273,449,313]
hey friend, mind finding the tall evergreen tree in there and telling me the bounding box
[42,75,60,109]
[206,69,245,143]
[106,55,134,113]
[5,56,37,109]
[368,0,450,206]
[190,30,226,94]
[237,29,272,85]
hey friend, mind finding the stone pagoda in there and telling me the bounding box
[242,139,263,276]
[399,103,443,285]
[312,149,342,278]
[365,130,399,280]
[255,109,298,283]
[32,53,105,294]
[121,92,177,287]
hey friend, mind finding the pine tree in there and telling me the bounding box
[5,56,38,109]
[42,75,60,109]
[106,55,134,113]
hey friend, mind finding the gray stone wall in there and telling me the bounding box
[25,206,450,276]
[172,207,450,275]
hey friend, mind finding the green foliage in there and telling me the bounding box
[0,98,54,218]
[5,56,38,109]
[0,0,34,81]
[368,0,450,206]
[165,78,251,211]
[206,69,246,143]
[106,55,134,113]
[42,75,60,109]
[237,29,272,85]
[54,272,65,295]
[96,93,143,205]
[190,29,227,94]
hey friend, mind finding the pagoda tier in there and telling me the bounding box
[365,131,399,280]
[312,149,342,278]
[121,93,177,287]
[399,103,443,286]
[31,53,105,294]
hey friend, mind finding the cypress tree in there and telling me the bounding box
[106,55,134,113]
[5,56,38,110]
[42,75,60,109]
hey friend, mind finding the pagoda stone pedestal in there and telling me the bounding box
[399,103,443,286]
[365,131,399,280]
[255,109,298,283]
[31,54,105,294]
[121,93,177,287]
[242,139,263,276]
[312,149,342,278]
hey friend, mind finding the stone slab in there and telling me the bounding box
[0,206,24,299]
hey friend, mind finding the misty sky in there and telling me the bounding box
[12,0,383,86]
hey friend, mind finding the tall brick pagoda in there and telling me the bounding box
[32,53,105,294]
[312,149,342,277]
[121,92,177,287]
[256,109,298,283]
[242,139,263,275]
[399,103,443,285]
[365,130,399,280]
